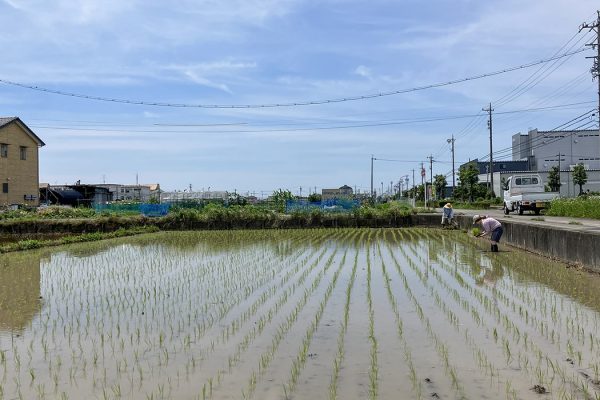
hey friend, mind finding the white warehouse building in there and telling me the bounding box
[502,128,600,196]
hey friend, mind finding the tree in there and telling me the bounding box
[547,166,561,192]
[228,192,247,206]
[572,163,588,195]
[308,193,322,202]
[457,163,479,202]
[433,174,447,200]
[410,184,425,201]
[271,189,296,212]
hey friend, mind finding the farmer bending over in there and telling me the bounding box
[473,214,503,252]
[441,203,454,227]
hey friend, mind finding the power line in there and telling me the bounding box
[492,71,592,134]
[477,109,598,160]
[0,48,589,109]
[480,109,596,160]
[31,101,596,134]
[436,28,596,165]
[494,33,594,108]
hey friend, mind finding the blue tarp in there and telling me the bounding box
[95,203,170,217]
[285,199,359,213]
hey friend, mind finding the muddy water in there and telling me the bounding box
[1,229,600,399]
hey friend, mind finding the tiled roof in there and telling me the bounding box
[0,116,45,146]
[0,117,18,128]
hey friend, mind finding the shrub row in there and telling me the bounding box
[546,197,600,219]
[0,202,421,234]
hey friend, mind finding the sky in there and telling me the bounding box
[0,0,598,196]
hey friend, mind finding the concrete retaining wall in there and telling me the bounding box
[449,213,600,271]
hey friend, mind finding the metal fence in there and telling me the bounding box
[285,199,360,213]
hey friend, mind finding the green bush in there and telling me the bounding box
[16,240,42,250]
[546,197,600,219]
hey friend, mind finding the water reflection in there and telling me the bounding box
[0,251,42,333]
[2,229,600,334]
[2,229,600,400]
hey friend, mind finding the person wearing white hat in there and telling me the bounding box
[441,203,454,227]
[473,214,503,252]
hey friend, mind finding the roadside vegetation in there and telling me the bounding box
[546,196,600,219]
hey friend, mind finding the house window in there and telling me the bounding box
[2,183,7,193]
[20,146,27,160]
[0,144,7,158]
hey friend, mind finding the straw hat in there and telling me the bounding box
[444,203,452,208]
[472,214,484,224]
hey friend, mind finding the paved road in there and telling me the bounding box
[444,207,600,233]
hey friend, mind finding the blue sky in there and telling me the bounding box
[0,0,598,196]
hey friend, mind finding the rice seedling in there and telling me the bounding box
[2,228,600,399]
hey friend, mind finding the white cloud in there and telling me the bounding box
[161,61,258,93]
[354,65,372,79]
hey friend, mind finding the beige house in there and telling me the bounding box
[0,117,45,206]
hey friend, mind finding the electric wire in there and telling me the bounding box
[494,32,594,108]
[477,109,598,160]
[29,101,595,135]
[0,48,589,109]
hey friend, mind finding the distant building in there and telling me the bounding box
[95,184,161,202]
[40,184,110,207]
[160,190,228,203]
[322,185,353,200]
[459,159,530,175]
[512,128,600,171]
[0,117,45,206]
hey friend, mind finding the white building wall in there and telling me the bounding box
[524,129,600,170]
[488,170,600,198]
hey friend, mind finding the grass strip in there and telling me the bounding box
[0,226,159,253]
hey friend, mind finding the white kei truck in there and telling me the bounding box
[502,174,559,215]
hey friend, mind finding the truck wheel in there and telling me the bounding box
[517,204,524,215]
[503,204,510,215]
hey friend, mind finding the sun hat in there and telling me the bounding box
[445,203,452,208]
[472,214,483,224]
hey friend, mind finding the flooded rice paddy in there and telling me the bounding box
[2,228,600,399]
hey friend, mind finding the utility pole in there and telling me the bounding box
[411,169,415,199]
[427,155,434,201]
[421,162,425,205]
[557,152,564,194]
[581,11,600,166]
[447,135,456,192]
[556,153,563,173]
[370,155,374,199]
[483,103,494,197]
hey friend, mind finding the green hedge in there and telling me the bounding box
[546,197,600,219]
